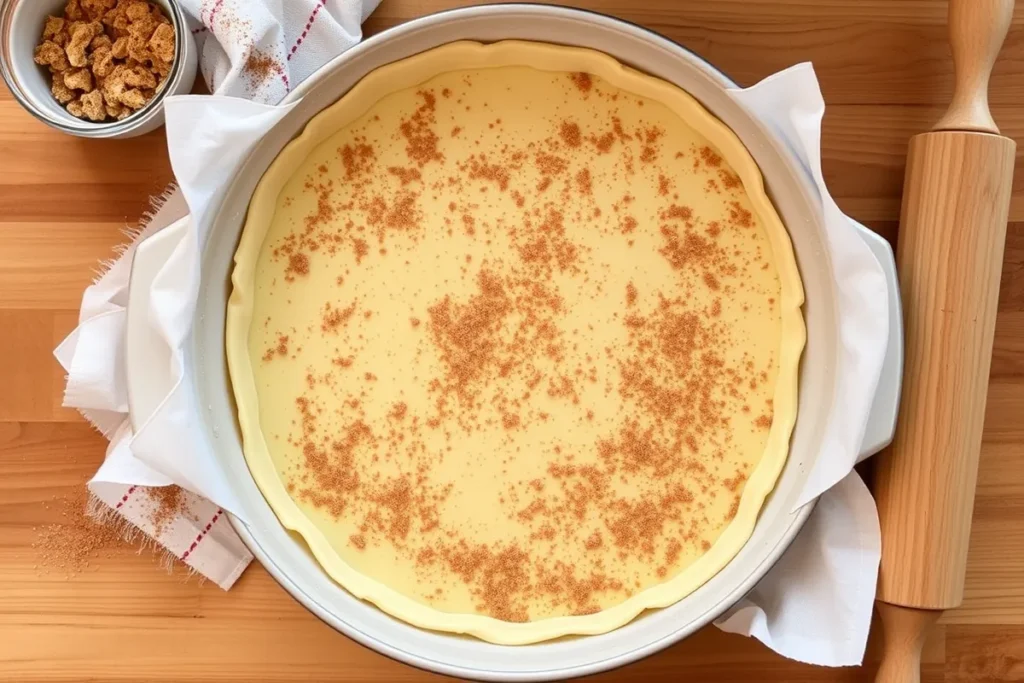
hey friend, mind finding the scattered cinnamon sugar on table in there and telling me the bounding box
[32,487,126,578]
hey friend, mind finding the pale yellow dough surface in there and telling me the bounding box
[227,41,805,644]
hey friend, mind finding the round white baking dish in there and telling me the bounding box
[129,4,902,680]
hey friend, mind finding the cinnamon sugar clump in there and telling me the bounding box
[719,169,742,189]
[465,154,511,191]
[575,168,592,195]
[659,226,710,270]
[569,72,593,93]
[728,201,754,228]
[304,179,337,233]
[516,209,579,274]
[245,50,286,92]
[388,166,422,186]
[145,485,186,535]
[262,334,289,362]
[340,142,375,178]
[535,153,567,176]
[591,131,616,154]
[322,302,356,332]
[428,269,512,399]
[700,145,722,167]
[658,175,671,196]
[294,417,370,518]
[664,204,693,221]
[559,121,582,148]
[352,237,369,264]
[285,252,309,279]
[400,90,444,167]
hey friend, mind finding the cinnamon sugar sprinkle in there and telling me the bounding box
[145,485,187,535]
[260,67,782,622]
[570,72,593,93]
[33,487,126,577]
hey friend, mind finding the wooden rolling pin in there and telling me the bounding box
[873,0,1016,681]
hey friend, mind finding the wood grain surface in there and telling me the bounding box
[1,1,1023,681]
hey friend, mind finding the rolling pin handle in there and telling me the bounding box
[933,0,1014,134]
[875,603,941,683]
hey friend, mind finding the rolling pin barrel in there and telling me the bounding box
[874,0,1016,680]
[874,129,1014,609]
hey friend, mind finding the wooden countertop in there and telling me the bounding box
[1,1,1022,680]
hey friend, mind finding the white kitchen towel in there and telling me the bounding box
[713,64,889,665]
[715,471,881,666]
[180,0,378,102]
[53,0,381,589]
[731,66,890,508]
[56,46,889,664]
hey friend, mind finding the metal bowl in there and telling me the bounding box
[146,4,899,680]
[0,0,197,138]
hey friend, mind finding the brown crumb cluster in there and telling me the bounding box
[34,0,175,122]
[261,68,781,622]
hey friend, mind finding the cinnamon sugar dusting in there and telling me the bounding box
[321,302,356,332]
[569,72,593,92]
[388,166,422,186]
[145,485,187,535]
[253,65,784,624]
[559,121,582,148]
[575,168,592,195]
[341,143,375,178]
[401,91,444,167]
[700,145,722,167]
[286,253,309,279]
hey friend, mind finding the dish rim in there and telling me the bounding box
[226,37,806,644]
[177,3,853,680]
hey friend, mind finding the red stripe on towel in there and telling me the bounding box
[287,0,327,61]
[181,509,224,561]
[114,485,137,509]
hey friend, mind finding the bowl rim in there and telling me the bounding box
[0,0,188,136]
[217,4,819,680]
